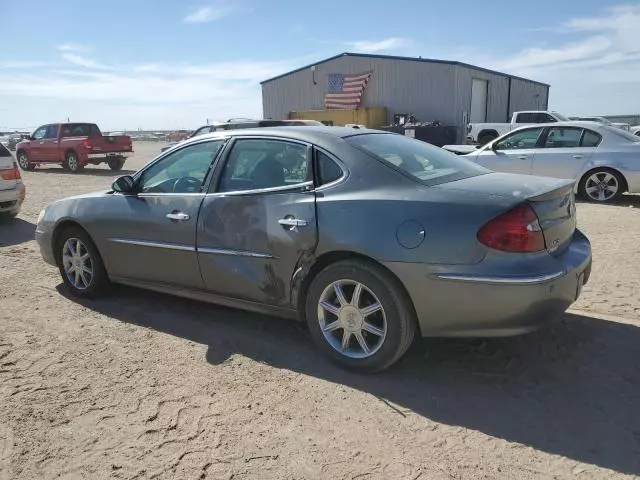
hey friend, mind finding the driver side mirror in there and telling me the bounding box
[491,141,502,151]
[112,175,135,193]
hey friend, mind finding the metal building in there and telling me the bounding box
[261,52,550,143]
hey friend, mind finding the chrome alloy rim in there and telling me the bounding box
[62,238,93,290]
[585,172,618,201]
[317,279,387,359]
[18,153,28,169]
[67,154,78,171]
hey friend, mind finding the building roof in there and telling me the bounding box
[261,52,550,88]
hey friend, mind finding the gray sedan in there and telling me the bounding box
[36,127,592,371]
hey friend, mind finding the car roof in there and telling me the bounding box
[185,126,391,144]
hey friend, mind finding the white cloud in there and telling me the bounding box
[57,43,91,53]
[184,2,241,23]
[61,53,111,70]
[345,37,410,53]
[0,61,53,69]
[0,56,294,130]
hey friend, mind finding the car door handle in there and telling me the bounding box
[39,141,45,145]
[166,212,190,221]
[278,218,308,227]
[518,155,528,160]
[573,155,583,159]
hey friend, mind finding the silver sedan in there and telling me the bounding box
[36,127,592,371]
[458,122,640,203]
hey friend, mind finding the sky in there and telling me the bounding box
[1,0,639,131]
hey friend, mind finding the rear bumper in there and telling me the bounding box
[82,152,132,164]
[0,183,25,214]
[386,230,592,337]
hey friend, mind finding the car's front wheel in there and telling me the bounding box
[580,169,624,203]
[55,226,110,298]
[305,259,417,372]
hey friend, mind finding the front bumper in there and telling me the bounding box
[35,227,56,266]
[0,183,25,214]
[386,230,592,337]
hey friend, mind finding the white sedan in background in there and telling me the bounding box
[447,122,640,203]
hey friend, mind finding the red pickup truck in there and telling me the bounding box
[16,123,133,173]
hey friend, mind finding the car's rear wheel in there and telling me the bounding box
[305,259,417,372]
[107,157,125,171]
[55,226,110,298]
[16,151,34,171]
[580,169,624,203]
[64,152,83,173]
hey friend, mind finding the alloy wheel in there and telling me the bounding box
[585,172,619,202]
[317,279,387,359]
[62,238,93,290]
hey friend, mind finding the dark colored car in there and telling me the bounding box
[36,127,591,371]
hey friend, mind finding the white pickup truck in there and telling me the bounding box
[468,111,570,145]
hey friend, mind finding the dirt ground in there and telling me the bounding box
[1,141,640,480]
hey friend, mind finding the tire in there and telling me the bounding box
[478,133,497,146]
[107,157,125,171]
[579,169,624,203]
[55,226,110,298]
[16,151,34,171]
[64,151,83,173]
[305,259,417,372]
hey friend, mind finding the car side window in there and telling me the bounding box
[581,130,602,147]
[515,113,535,123]
[543,127,583,148]
[137,140,226,194]
[44,125,59,139]
[32,126,48,140]
[495,127,544,150]
[316,150,344,186]
[218,139,309,192]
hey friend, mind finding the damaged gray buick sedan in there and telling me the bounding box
[36,127,592,371]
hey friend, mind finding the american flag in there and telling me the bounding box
[325,72,372,110]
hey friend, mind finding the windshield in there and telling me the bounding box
[347,133,489,186]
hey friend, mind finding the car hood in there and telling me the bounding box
[434,172,574,200]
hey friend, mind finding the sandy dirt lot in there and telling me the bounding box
[1,141,640,479]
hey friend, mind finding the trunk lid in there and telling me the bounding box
[436,172,577,255]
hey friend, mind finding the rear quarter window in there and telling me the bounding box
[347,133,488,186]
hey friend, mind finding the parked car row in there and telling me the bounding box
[446,121,640,203]
[35,125,592,372]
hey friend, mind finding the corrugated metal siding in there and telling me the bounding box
[263,56,457,126]
[263,55,550,144]
[508,79,549,116]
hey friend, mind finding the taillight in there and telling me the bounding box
[83,139,93,150]
[478,203,545,253]
[0,162,22,181]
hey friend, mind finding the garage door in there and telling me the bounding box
[470,79,489,123]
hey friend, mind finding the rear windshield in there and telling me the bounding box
[604,126,640,143]
[0,143,11,157]
[60,123,101,137]
[347,133,488,186]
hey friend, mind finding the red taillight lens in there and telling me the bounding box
[478,203,545,253]
[0,162,22,181]
[83,139,93,150]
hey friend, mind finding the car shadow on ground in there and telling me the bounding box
[29,167,137,177]
[60,284,640,476]
[0,217,36,246]
[577,193,640,208]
